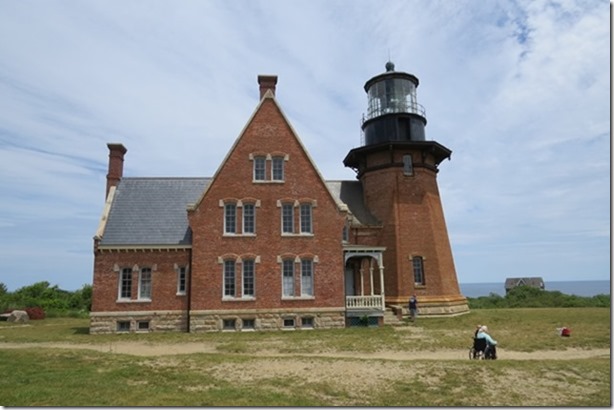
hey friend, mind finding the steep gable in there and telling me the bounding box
[189,89,342,213]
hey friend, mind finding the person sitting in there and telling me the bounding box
[476,325,497,359]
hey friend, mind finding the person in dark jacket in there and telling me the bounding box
[408,295,418,322]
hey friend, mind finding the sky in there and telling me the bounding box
[0,0,610,291]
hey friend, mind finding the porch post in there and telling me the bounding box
[378,253,385,310]
[369,259,374,296]
[359,264,365,296]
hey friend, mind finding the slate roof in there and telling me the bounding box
[100,178,211,246]
[99,178,379,247]
[504,277,545,291]
[325,180,380,226]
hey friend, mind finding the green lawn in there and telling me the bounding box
[0,308,610,406]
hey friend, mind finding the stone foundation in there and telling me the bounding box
[90,308,346,333]
[89,310,187,334]
[189,307,346,332]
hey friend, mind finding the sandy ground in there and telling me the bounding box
[0,340,609,361]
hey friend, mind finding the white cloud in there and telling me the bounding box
[0,0,608,291]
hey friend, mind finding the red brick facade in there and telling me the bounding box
[90,71,468,334]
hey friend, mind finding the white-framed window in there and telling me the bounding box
[119,267,132,300]
[282,203,294,234]
[137,321,150,331]
[177,266,187,295]
[301,259,314,296]
[224,203,237,234]
[243,259,255,297]
[282,259,295,297]
[300,203,312,234]
[272,156,284,181]
[283,317,295,328]
[117,321,130,332]
[254,156,266,181]
[243,203,255,234]
[413,256,425,285]
[223,319,236,330]
[342,223,349,243]
[242,318,255,330]
[138,267,152,300]
[301,317,314,328]
[224,260,236,297]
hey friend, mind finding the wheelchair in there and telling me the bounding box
[469,337,497,360]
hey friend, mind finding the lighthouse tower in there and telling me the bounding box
[344,62,468,315]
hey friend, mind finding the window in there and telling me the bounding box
[301,317,314,328]
[413,256,425,285]
[283,318,295,328]
[282,259,295,297]
[117,321,130,332]
[138,267,152,300]
[342,224,349,243]
[282,204,294,234]
[223,319,236,330]
[242,318,255,330]
[243,259,255,297]
[224,260,236,297]
[403,154,413,176]
[300,203,312,234]
[119,268,132,299]
[254,156,266,181]
[137,321,150,331]
[272,156,284,181]
[301,259,313,296]
[243,203,255,234]
[177,266,187,295]
[224,203,237,234]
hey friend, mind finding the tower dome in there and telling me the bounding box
[362,62,427,145]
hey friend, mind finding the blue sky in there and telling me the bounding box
[0,0,609,291]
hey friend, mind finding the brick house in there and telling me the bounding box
[90,63,469,333]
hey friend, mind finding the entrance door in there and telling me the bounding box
[344,267,355,296]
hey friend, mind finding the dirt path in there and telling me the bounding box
[0,341,609,361]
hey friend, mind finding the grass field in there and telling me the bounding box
[0,308,610,406]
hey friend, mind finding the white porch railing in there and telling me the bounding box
[346,295,385,311]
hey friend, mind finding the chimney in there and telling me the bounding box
[258,75,278,99]
[106,143,127,198]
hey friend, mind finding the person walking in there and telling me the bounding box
[408,295,418,322]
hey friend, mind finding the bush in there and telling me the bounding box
[468,285,611,309]
[24,307,46,320]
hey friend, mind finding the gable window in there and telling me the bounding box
[224,260,236,297]
[254,156,266,181]
[119,267,132,300]
[177,266,187,295]
[138,267,152,300]
[282,259,295,297]
[413,256,425,285]
[300,203,312,234]
[282,204,294,234]
[224,203,237,234]
[403,154,414,176]
[272,156,284,181]
[243,203,255,234]
[301,259,314,296]
[243,259,255,297]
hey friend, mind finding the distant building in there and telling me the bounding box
[90,63,469,334]
[504,277,545,294]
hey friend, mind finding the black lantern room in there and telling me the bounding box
[361,61,427,145]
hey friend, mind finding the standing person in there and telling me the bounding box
[408,295,418,322]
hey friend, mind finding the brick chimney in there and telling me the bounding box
[106,143,127,198]
[258,75,278,99]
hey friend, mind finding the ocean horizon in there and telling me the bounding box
[459,280,610,298]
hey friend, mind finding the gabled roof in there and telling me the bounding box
[326,180,380,226]
[97,177,379,247]
[99,178,210,247]
[504,277,545,289]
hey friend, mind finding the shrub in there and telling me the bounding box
[24,306,46,320]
